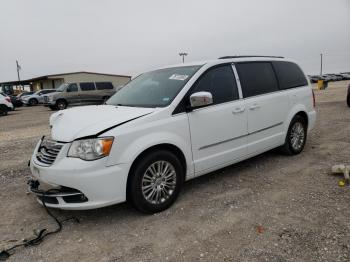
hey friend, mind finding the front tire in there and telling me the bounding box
[29,98,38,106]
[347,94,350,107]
[280,115,307,155]
[128,150,184,213]
[56,100,67,110]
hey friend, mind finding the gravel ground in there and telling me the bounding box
[0,81,349,262]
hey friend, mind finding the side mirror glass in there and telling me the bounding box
[190,91,213,108]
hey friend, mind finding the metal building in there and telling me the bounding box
[0,71,131,93]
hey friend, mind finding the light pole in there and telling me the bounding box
[16,60,23,90]
[179,52,188,63]
[320,53,323,76]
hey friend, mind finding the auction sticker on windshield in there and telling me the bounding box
[169,74,189,81]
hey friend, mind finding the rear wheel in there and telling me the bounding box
[347,93,350,107]
[128,150,184,213]
[280,115,307,155]
[29,98,38,106]
[0,105,8,116]
[56,100,67,110]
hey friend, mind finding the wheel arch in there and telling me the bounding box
[29,97,38,103]
[294,111,308,128]
[126,143,187,199]
[56,98,67,104]
[285,104,309,133]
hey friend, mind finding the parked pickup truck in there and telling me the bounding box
[43,82,117,110]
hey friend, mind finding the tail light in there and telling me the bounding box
[312,90,316,108]
[5,97,11,103]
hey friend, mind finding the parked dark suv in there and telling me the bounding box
[43,82,117,110]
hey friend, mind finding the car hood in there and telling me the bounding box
[50,105,154,142]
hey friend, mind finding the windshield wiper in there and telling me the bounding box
[116,103,136,107]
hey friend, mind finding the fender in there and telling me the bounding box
[105,113,195,179]
[284,103,308,134]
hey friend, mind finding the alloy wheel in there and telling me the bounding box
[141,160,177,205]
[290,122,305,151]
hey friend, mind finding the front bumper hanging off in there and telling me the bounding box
[28,179,88,205]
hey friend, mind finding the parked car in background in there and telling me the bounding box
[308,75,321,83]
[29,56,316,213]
[22,89,56,106]
[0,93,14,115]
[340,73,350,80]
[1,92,23,108]
[43,82,116,110]
[17,91,34,99]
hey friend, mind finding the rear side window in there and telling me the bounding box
[80,82,95,91]
[272,61,308,89]
[236,62,279,98]
[96,82,114,90]
[191,65,239,105]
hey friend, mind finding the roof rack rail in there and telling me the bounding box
[219,55,284,59]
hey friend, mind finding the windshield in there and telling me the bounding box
[56,83,68,92]
[107,65,201,108]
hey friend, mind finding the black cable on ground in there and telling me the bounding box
[0,189,79,261]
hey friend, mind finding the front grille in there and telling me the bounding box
[36,138,63,166]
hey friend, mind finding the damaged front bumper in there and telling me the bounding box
[28,179,88,206]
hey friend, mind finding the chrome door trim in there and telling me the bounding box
[231,63,243,99]
[198,122,283,150]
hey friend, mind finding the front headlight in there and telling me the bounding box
[67,137,114,160]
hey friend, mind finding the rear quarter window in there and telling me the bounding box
[96,82,114,90]
[80,82,96,91]
[272,61,308,89]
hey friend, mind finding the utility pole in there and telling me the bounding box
[16,60,22,90]
[179,52,188,63]
[320,53,323,76]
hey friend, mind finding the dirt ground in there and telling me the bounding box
[0,81,349,262]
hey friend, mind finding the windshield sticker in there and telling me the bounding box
[169,74,189,81]
[163,97,170,102]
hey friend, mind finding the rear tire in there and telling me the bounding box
[56,100,67,110]
[347,94,350,107]
[280,115,307,155]
[128,150,184,213]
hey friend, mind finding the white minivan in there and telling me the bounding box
[29,56,316,213]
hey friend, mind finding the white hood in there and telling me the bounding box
[50,105,154,142]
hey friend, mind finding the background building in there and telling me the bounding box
[0,71,131,94]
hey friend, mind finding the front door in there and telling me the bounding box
[187,65,248,175]
[66,83,80,104]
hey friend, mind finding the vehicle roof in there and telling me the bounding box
[159,56,292,70]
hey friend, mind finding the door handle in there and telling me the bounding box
[232,107,245,114]
[249,103,260,110]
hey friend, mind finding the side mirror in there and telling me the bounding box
[189,91,213,108]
